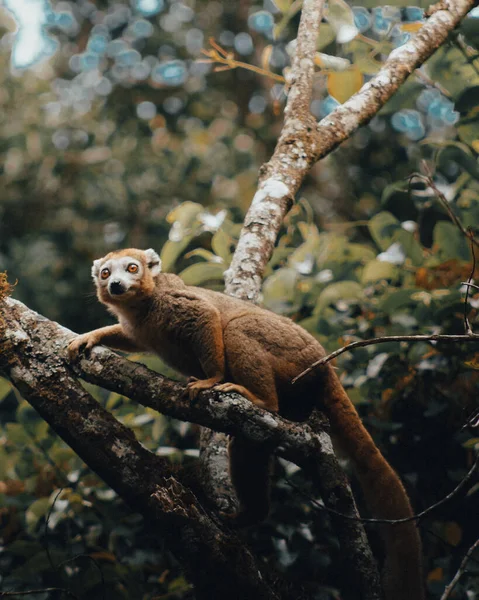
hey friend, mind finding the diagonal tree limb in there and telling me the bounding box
[2,0,476,597]
[225,0,478,302]
[198,0,329,582]
[224,0,325,301]
[1,295,381,599]
[2,297,350,500]
[0,297,280,600]
[202,0,479,595]
[193,2,384,595]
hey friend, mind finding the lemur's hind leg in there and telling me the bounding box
[220,328,280,525]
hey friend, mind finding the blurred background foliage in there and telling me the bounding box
[1,0,479,598]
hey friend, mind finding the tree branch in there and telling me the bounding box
[288,452,479,525]
[440,538,479,600]
[199,0,329,584]
[0,297,279,600]
[224,0,325,302]
[1,298,347,498]
[225,0,478,302]
[293,333,479,383]
[2,296,382,600]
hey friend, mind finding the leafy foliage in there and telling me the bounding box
[1,0,479,598]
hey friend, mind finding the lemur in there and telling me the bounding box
[68,248,423,600]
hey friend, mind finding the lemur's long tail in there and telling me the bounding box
[319,365,424,600]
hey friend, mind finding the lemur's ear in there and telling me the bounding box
[91,258,102,280]
[144,249,162,276]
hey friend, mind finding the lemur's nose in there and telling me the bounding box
[109,280,126,296]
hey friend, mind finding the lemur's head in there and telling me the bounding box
[91,248,162,305]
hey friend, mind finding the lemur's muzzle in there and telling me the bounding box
[109,280,126,296]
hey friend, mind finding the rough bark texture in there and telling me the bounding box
[225,0,478,302]
[1,298,349,496]
[198,0,478,596]
[224,0,325,301]
[1,295,381,599]
[1,0,477,597]
[0,298,279,600]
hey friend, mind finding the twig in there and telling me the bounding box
[293,333,479,383]
[0,589,79,599]
[462,406,479,430]
[412,164,479,250]
[411,163,478,335]
[452,31,479,77]
[225,0,479,302]
[45,488,64,572]
[440,538,479,600]
[200,39,285,83]
[463,231,476,335]
[286,452,479,525]
[414,68,452,97]
[224,0,325,301]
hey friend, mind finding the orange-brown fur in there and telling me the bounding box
[68,249,423,600]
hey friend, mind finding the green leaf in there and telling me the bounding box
[361,260,398,283]
[427,45,479,99]
[152,415,167,442]
[455,85,479,114]
[16,402,42,425]
[160,238,195,273]
[394,229,424,266]
[463,438,479,449]
[5,540,44,559]
[315,281,364,314]
[211,228,233,263]
[0,377,11,403]
[457,120,479,149]
[5,422,30,445]
[11,549,66,578]
[345,243,377,263]
[379,80,423,115]
[263,268,300,314]
[316,23,337,51]
[326,0,358,43]
[381,289,421,314]
[179,262,225,286]
[288,224,320,272]
[271,0,293,12]
[381,180,410,205]
[369,211,401,251]
[432,221,470,261]
[185,248,221,262]
[273,1,302,39]
[161,202,206,272]
[26,497,51,531]
[166,201,204,226]
[437,143,479,180]
[106,391,123,410]
[459,17,479,48]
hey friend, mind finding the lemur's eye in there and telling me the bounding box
[127,263,139,274]
[100,268,110,280]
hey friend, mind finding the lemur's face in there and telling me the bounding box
[92,248,161,304]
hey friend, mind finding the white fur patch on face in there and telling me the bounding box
[144,248,162,276]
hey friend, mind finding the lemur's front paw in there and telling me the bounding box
[186,375,223,402]
[68,333,101,360]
